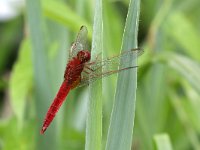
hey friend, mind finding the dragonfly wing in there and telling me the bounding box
[77,66,138,88]
[69,26,88,59]
[77,48,143,87]
[90,48,143,72]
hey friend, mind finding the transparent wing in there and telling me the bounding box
[75,48,143,88]
[69,26,88,59]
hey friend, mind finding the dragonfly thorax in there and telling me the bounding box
[77,50,91,63]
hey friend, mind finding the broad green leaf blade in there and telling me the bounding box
[169,91,200,149]
[164,12,200,60]
[154,134,173,150]
[26,0,56,149]
[9,39,33,128]
[42,0,92,38]
[105,0,140,150]
[46,19,69,143]
[0,118,35,150]
[85,0,103,149]
[183,83,200,133]
[161,52,200,94]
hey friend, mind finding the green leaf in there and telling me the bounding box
[0,118,35,150]
[26,0,57,149]
[42,0,92,39]
[152,52,200,149]
[85,0,103,149]
[105,0,140,149]
[169,90,200,149]
[164,12,200,60]
[9,39,33,128]
[165,52,200,94]
[183,83,200,132]
[154,134,173,150]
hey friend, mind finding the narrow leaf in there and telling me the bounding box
[165,12,200,60]
[169,91,200,149]
[85,0,103,149]
[154,134,173,150]
[26,0,56,149]
[105,0,140,149]
[42,0,92,38]
[9,39,33,128]
[161,52,200,94]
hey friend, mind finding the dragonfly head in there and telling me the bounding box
[77,50,91,63]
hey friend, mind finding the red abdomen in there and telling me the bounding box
[41,58,84,134]
[40,81,70,134]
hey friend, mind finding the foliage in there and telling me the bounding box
[0,0,199,149]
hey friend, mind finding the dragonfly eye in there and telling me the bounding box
[77,50,91,63]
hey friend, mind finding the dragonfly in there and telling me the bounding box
[40,26,143,134]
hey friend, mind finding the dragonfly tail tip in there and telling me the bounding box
[40,127,47,135]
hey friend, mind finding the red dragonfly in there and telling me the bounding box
[40,26,143,134]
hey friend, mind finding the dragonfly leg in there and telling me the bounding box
[83,68,97,77]
[83,66,100,78]
[85,61,96,66]
[85,61,104,72]
[84,65,95,72]
[83,69,90,74]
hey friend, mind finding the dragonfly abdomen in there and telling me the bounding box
[40,81,70,134]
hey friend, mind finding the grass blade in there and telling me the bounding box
[9,39,32,128]
[164,12,200,60]
[169,54,200,94]
[154,134,173,150]
[85,0,103,149]
[169,91,200,149]
[105,0,140,150]
[42,0,92,38]
[156,52,200,94]
[26,0,56,149]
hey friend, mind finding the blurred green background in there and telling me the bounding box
[0,0,200,150]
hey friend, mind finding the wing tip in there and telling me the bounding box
[80,25,88,32]
[80,25,86,29]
